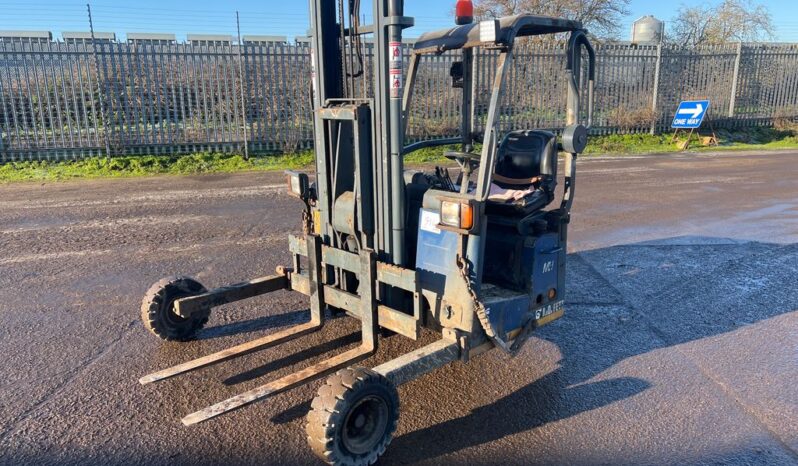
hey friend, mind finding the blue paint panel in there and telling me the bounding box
[485,294,531,335]
[415,209,459,295]
[532,233,559,298]
[485,233,560,334]
[672,100,710,129]
[415,209,564,335]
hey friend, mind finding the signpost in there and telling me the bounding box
[672,100,709,129]
[671,99,717,150]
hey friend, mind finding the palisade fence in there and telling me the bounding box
[1,39,798,162]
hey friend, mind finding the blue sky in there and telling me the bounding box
[1,0,797,42]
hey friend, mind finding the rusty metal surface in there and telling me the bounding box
[178,247,383,426]
[315,285,419,340]
[138,321,321,385]
[289,272,310,295]
[373,338,460,387]
[174,274,288,318]
[376,305,420,340]
[181,346,374,426]
[376,262,417,292]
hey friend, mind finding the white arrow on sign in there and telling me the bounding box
[678,103,704,119]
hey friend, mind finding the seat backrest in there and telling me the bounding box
[494,130,558,192]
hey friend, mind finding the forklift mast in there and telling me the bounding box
[138,3,596,464]
[308,0,413,266]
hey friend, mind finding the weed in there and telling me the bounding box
[3,128,798,184]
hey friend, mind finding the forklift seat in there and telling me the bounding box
[486,130,558,216]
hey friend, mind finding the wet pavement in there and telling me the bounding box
[0,150,796,465]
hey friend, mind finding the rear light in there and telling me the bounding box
[455,0,474,25]
[460,203,474,229]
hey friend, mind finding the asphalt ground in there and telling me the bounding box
[0,150,796,465]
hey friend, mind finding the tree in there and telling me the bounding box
[472,0,631,40]
[669,0,774,47]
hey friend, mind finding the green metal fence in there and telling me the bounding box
[1,40,797,161]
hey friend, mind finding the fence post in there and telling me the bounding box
[87,3,112,159]
[649,42,663,135]
[470,48,478,138]
[235,11,249,160]
[728,42,742,119]
[0,76,5,155]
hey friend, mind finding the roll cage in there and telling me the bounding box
[402,14,596,211]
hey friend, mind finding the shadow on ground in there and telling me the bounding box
[381,235,796,464]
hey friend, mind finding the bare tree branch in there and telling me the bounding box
[473,0,631,40]
[669,0,774,47]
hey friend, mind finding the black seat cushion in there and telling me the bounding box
[486,189,552,216]
[493,130,558,191]
[488,130,558,215]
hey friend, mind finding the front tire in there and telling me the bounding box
[306,367,399,465]
[140,276,209,341]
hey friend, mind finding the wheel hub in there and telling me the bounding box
[342,396,389,455]
[164,298,188,325]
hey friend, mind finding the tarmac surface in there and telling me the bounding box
[0,149,796,465]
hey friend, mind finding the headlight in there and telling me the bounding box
[440,200,474,230]
[440,201,461,227]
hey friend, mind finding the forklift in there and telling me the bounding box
[138,1,595,464]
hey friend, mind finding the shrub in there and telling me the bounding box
[607,107,660,132]
[773,107,798,133]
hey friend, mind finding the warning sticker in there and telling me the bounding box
[390,69,403,99]
[389,41,402,64]
[310,49,317,95]
[420,210,441,234]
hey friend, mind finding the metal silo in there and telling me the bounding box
[631,16,664,45]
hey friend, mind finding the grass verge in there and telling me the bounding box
[0,150,315,183]
[2,127,797,183]
[584,127,798,155]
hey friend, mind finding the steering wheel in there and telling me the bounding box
[444,151,481,172]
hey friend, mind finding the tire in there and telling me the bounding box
[306,367,400,466]
[140,276,210,342]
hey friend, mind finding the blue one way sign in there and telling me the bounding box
[672,100,710,129]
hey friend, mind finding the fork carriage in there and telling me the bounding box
[139,2,595,464]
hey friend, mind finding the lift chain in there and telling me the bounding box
[455,255,514,355]
[302,208,312,236]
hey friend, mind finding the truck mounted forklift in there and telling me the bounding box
[138,1,595,464]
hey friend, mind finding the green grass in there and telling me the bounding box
[584,127,798,155]
[404,144,479,164]
[2,127,797,183]
[402,128,798,164]
[0,150,314,183]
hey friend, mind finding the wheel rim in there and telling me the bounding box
[161,288,192,327]
[163,299,188,326]
[342,395,389,455]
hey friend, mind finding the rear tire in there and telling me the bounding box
[140,276,209,341]
[306,367,399,465]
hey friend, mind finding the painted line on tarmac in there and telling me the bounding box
[579,167,657,175]
[1,184,287,210]
[583,148,798,161]
[0,236,285,266]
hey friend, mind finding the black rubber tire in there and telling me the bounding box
[306,367,400,466]
[140,276,210,342]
